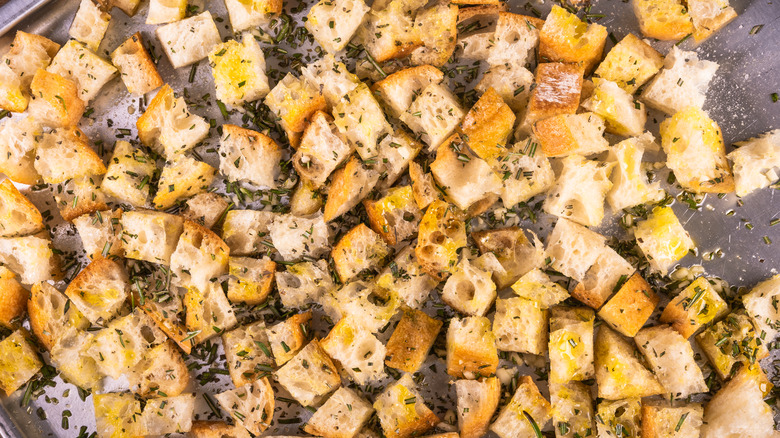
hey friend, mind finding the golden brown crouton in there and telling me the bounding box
[111,32,164,95]
[0,179,43,237]
[521,62,583,130]
[459,87,515,166]
[0,267,28,328]
[385,306,442,373]
[598,272,659,337]
[539,6,608,74]
[415,200,467,281]
[659,276,729,338]
[27,69,85,128]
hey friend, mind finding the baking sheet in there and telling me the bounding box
[0,0,779,436]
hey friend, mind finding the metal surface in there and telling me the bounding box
[0,0,779,437]
[0,0,51,37]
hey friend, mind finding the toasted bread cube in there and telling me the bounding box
[100,141,155,208]
[689,0,737,42]
[330,280,400,333]
[140,394,196,435]
[111,32,163,95]
[0,179,43,237]
[171,220,229,291]
[50,329,101,391]
[153,156,216,209]
[486,12,542,67]
[633,0,694,40]
[0,32,59,113]
[27,69,84,128]
[224,0,281,33]
[209,35,270,107]
[324,156,381,221]
[475,64,534,117]
[375,246,439,309]
[521,62,583,130]
[545,218,608,281]
[410,3,458,67]
[156,12,221,68]
[221,209,275,256]
[0,267,27,328]
[184,281,238,344]
[408,161,438,209]
[595,326,665,400]
[69,0,110,52]
[222,321,275,387]
[376,130,424,191]
[728,129,780,197]
[322,316,387,384]
[364,186,422,246]
[373,66,444,119]
[306,0,370,54]
[696,311,768,380]
[549,382,595,438]
[493,140,555,209]
[265,73,326,147]
[400,83,465,151]
[361,0,423,63]
[0,234,60,285]
[146,0,186,24]
[511,269,570,309]
[416,200,467,281]
[93,393,144,438]
[188,421,251,438]
[549,306,595,383]
[494,297,548,354]
[446,316,498,378]
[227,256,275,305]
[374,373,438,438]
[73,208,124,260]
[332,224,390,282]
[636,325,707,398]
[219,124,280,187]
[642,400,703,438]
[215,379,274,436]
[582,79,646,137]
[607,134,665,211]
[34,128,105,184]
[490,375,552,438]
[267,311,311,366]
[533,112,608,158]
[304,388,373,438]
[642,47,718,116]
[0,330,42,395]
[333,84,392,160]
[274,339,341,406]
[743,275,780,341]
[430,134,502,211]
[137,85,209,159]
[140,292,192,354]
[700,367,777,437]
[132,340,189,397]
[660,276,729,338]
[539,5,607,74]
[441,255,498,317]
[64,257,128,324]
[183,193,229,229]
[47,40,117,103]
[269,213,330,261]
[276,259,335,309]
[456,4,504,61]
[460,88,515,165]
[120,210,184,265]
[596,398,642,438]
[543,155,614,227]
[385,306,441,373]
[634,206,695,275]
[290,178,324,216]
[0,118,42,184]
[54,175,108,226]
[293,111,352,187]
[594,33,663,94]
[597,272,658,337]
[455,377,500,438]
[301,55,362,109]
[28,282,89,350]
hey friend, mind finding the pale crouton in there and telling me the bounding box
[306,0,370,54]
[293,111,352,187]
[73,208,124,260]
[636,325,707,398]
[447,316,498,378]
[606,134,665,211]
[269,213,330,261]
[486,12,543,68]
[595,326,665,399]
[49,330,100,391]
[549,382,595,438]
[494,297,548,355]
[361,0,423,63]
[155,11,222,68]
[184,281,238,344]
[415,200,467,281]
[364,186,422,246]
[69,0,110,52]
[475,64,535,115]
[642,400,703,438]
[728,129,780,197]
[410,3,459,67]
[0,32,59,113]
[596,398,642,438]
[0,179,43,238]
[375,130,425,190]
[219,124,280,187]
[329,280,400,333]
[430,134,502,211]
[700,367,778,437]
[594,33,664,94]
[111,32,163,95]
[634,206,694,275]
[264,73,326,148]
[490,375,552,438]
[0,330,42,395]
[510,268,569,308]
[533,112,609,157]
[539,6,607,74]
[34,128,105,184]
[93,393,144,438]
[441,255,498,317]
[400,83,465,151]
[456,4,503,61]
[153,156,216,209]
[549,306,595,383]
[459,87,515,165]
[100,141,155,208]
[374,373,439,438]
[267,311,311,366]
[0,267,27,328]
[582,79,647,137]
[375,246,439,309]
[47,40,117,103]
[633,0,694,40]
[228,256,275,305]
[543,155,614,227]
[455,377,500,438]
[333,83,392,160]
[209,35,270,107]
[87,308,167,378]
[28,282,89,350]
[137,85,210,159]
[642,47,718,116]
[64,257,128,324]
[140,394,196,435]
[372,66,444,119]
[0,118,42,184]
[493,140,555,209]
[660,276,729,338]
[323,156,380,222]
[385,306,441,373]
[274,339,341,406]
[521,62,584,130]
[120,210,183,265]
[321,316,387,384]
[597,272,658,337]
[301,55,361,110]
[305,387,374,438]
[183,193,229,229]
[689,0,737,42]
[215,379,275,436]
[146,0,186,24]
[332,224,389,282]
[742,274,780,341]
[0,234,60,285]
[223,0,281,33]
[546,217,607,282]
[132,340,189,397]
[222,321,275,387]
[696,311,768,379]
[221,209,275,256]
[275,259,335,309]
[170,220,229,291]
[27,69,84,128]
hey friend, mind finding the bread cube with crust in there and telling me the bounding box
[742,274,780,342]
[582,79,646,137]
[642,400,703,438]
[54,175,108,222]
[0,330,42,395]
[153,156,216,209]
[607,134,665,211]
[93,393,144,438]
[64,257,128,325]
[408,161,438,209]
[700,367,777,437]
[0,32,59,113]
[131,340,189,397]
[533,112,609,158]
[456,4,504,61]
[184,281,238,345]
[696,310,768,379]
[332,224,389,282]
[146,0,186,24]
[597,272,658,337]
[0,118,42,185]
[87,308,167,378]
[372,66,444,119]
[543,155,614,228]
[73,208,123,260]
[265,73,326,148]
[455,377,500,438]
[137,85,210,159]
[447,316,498,378]
[224,0,281,33]
[274,339,341,406]
[100,141,156,208]
[47,40,117,104]
[401,83,465,151]
[329,280,400,333]
[227,256,275,305]
[430,134,502,211]
[376,130,424,192]
[49,329,101,391]
[660,276,729,338]
[727,129,780,197]
[219,124,280,188]
[493,140,555,209]
[410,3,458,67]
[323,156,381,222]
[539,5,608,74]
[293,111,352,187]
[333,83,392,160]
[34,128,105,184]
[301,54,361,110]
[596,398,642,438]
[140,394,196,435]
[374,373,439,438]
[521,62,583,130]
[594,33,664,94]
[120,210,184,265]
[222,321,275,387]
[595,326,665,400]
[545,218,607,281]
[171,220,229,291]
[28,282,89,350]
[636,325,708,397]
[0,179,43,238]
[276,259,335,309]
[156,12,221,69]
[267,311,311,366]
[459,87,515,166]
[269,213,330,261]
[689,0,737,42]
[361,0,424,63]
[215,378,275,436]
[209,34,270,107]
[364,186,422,246]
[306,0,370,54]
[69,0,110,52]
[549,382,595,438]
[642,47,719,116]
[111,32,163,95]
[494,297,548,355]
[475,64,535,115]
[0,234,60,285]
[27,69,84,128]
[510,268,569,308]
[385,306,441,373]
[221,209,275,256]
[486,12,543,68]
[304,387,374,438]
[441,255,498,317]
[183,193,229,229]
[633,0,694,40]
[634,206,694,275]
[490,375,552,438]
[415,200,467,281]
[321,316,387,384]
[0,267,27,328]
[375,246,439,309]
[188,421,251,438]
[549,306,595,383]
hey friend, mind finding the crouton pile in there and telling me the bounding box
[0,0,778,437]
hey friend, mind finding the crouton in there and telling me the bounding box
[184,281,238,345]
[521,62,583,130]
[301,57,361,112]
[545,218,607,281]
[596,398,642,438]
[430,134,502,211]
[634,206,695,275]
[410,3,459,67]
[494,297,548,355]
[597,273,658,337]
[132,340,189,397]
[475,64,534,116]
[276,259,335,309]
[27,69,84,128]
[493,139,555,209]
[642,47,719,116]
[0,267,27,328]
[223,0,281,33]
[642,400,703,438]
[267,311,311,366]
[549,382,595,438]
[606,134,665,211]
[306,0,370,54]
[182,193,228,229]
[549,306,595,383]
[0,118,42,184]
[696,311,768,380]
[633,0,694,40]
[120,210,184,265]
[329,280,400,333]
[456,4,503,61]
[376,246,439,309]
[446,316,498,378]
[533,112,609,158]
[727,129,780,197]
[221,209,275,256]
[0,330,42,395]
[543,155,614,227]
[510,268,569,308]
[0,179,43,238]
[700,367,777,437]
[441,255,498,316]
[539,5,607,74]
[689,0,737,42]
[331,224,389,282]
[321,316,387,384]
[408,161,438,209]
[0,234,60,285]
[385,306,441,373]
[93,393,144,438]
[455,377,500,438]
[49,330,101,391]
[486,12,543,68]
[595,326,665,400]
[416,200,467,281]
[400,83,465,151]
[292,112,352,187]
[274,339,341,406]
[269,213,330,261]
[222,321,275,387]
[227,256,275,305]
[55,175,108,222]
[361,0,424,63]
[660,276,729,338]
[33,128,105,185]
[28,282,89,350]
[153,156,216,209]
[635,325,708,398]
[304,387,374,438]
[47,40,117,103]
[333,83,392,160]
[219,124,280,188]
[459,87,515,165]
[155,11,222,68]
[323,156,381,222]
[215,379,274,436]
[137,85,209,159]
[170,220,229,291]
[582,79,647,137]
[111,32,163,95]
[594,33,663,94]
[73,208,124,260]
[69,0,110,52]
[140,394,196,435]
[146,0,186,24]
[188,422,251,438]
[490,375,552,438]
[209,35,270,107]
[0,32,59,113]
[100,141,155,208]
[265,73,326,148]
[374,373,438,438]
[289,179,324,215]
[742,274,780,342]
[139,291,193,354]
[64,257,128,324]
[375,130,425,190]
[372,66,444,119]
[363,186,421,246]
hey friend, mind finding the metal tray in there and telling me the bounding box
[0,0,779,437]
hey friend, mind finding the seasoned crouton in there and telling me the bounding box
[0,330,42,395]
[49,330,101,391]
[486,12,543,68]
[582,79,646,137]
[189,422,251,438]
[155,11,222,68]
[533,112,609,158]
[0,32,59,113]
[596,398,642,438]
[442,255,499,317]
[410,3,459,67]
[374,373,439,438]
[430,134,502,211]
[475,64,534,116]
[275,259,335,309]
[182,193,228,229]
[549,306,595,383]
[300,54,361,109]
[0,179,43,237]
[456,4,504,61]
[274,339,341,406]
[372,66,444,119]
[269,213,330,261]
[549,382,595,438]
[132,340,189,397]
[632,0,694,40]
[539,6,607,74]
[447,316,498,378]
[137,85,210,159]
[634,206,695,275]
[184,281,238,345]
[520,62,583,130]
[642,47,718,116]
[376,246,439,309]
[543,155,614,227]
[27,69,84,128]
[492,139,555,209]
[0,118,42,184]
[293,111,352,187]
[222,321,275,387]
[215,379,275,436]
[688,0,737,42]
[323,156,380,222]
[34,128,106,184]
[400,83,465,151]
[361,0,424,63]
[606,134,665,211]
[219,124,280,188]
[490,375,552,438]
[223,0,281,33]
[595,326,665,400]
[265,73,326,148]
[742,274,780,341]
[100,141,156,208]
[598,272,658,337]
[0,234,60,285]
[545,218,607,282]
[64,257,128,324]
[333,83,392,160]
[700,367,777,437]
[494,297,548,355]
[227,256,275,305]
[642,400,703,438]
[459,87,515,165]
[329,280,400,333]
[53,175,107,221]
[306,0,370,54]
[0,267,27,328]
[146,0,186,24]
[209,34,270,107]
[696,311,768,380]
[28,282,89,350]
[511,268,569,308]
[636,325,707,397]
[120,210,184,265]
[267,311,311,366]
[170,220,229,291]
[455,377,500,438]
[221,209,275,256]
[385,306,441,373]
[322,316,387,384]
[332,224,390,282]
[73,208,124,260]
[594,33,663,94]
[416,200,467,281]
[47,40,117,103]
[408,161,439,209]
[364,186,422,246]
[727,129,780,197]
[153,156,216,209]
[305,387,374,438]
[660,276,729,338]
[93,393,144,437]
[111,32,163,95]
[375,130,425,190]
[70,0,110,52]
[140,394,196,435]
